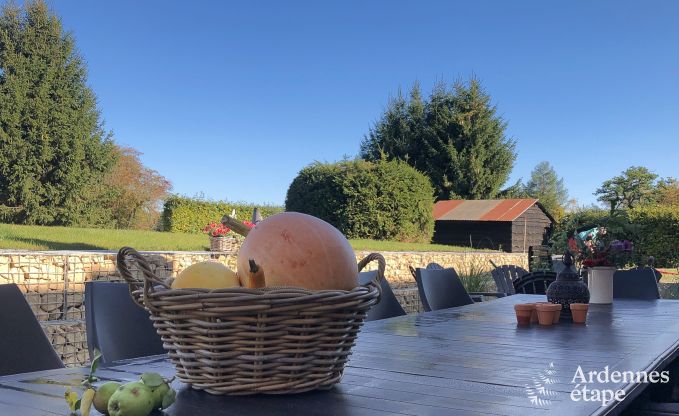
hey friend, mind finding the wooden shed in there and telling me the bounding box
[432,199,555,253]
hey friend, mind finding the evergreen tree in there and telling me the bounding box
[524,161,568,220]
[361,78,516,200]
[360,83,425,166]
[0,1,116,225]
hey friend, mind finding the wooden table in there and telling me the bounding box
[2,295,679,416]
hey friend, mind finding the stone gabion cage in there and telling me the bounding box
[0,250,237,366]
[0,249,527,367]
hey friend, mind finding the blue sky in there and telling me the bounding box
[31,0,679,206]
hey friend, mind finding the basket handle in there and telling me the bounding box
[116,247,170,308]
[357,253,386,296]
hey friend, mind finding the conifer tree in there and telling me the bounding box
[524,161,568,220]
[0,1,115,225]
[361,78,516,200]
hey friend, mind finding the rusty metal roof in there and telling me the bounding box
[433,199,540,222]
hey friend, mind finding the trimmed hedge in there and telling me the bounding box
[285,159,434,243]
[628,206,679,267]
[552,206,679,267]
[161,196,283,233]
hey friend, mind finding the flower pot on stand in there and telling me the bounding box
[209,236,239,252]
[587,267,616,304]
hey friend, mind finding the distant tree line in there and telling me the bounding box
[0,1,170,229]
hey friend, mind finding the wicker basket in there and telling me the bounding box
[209,236,240,252]
[116,247,383,395]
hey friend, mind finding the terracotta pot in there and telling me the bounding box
[535,302,562,323]
[570,303,589,324]
[551,303,563,323]
[514,304,534,325]
[536,303,556,326]
[528,303,541,323]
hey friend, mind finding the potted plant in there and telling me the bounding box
[202,221,255,252]
[567,226,634,304]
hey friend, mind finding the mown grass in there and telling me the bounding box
[0,224,483,252]
[0,223,208,251]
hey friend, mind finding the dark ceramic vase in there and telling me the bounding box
[546,253,590,321]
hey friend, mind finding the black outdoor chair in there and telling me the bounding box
[85,281,165,363]
[0,284,64,376]
[489,262,529,296]
[418,262,505,302]
[613,269,660,300]
[411,267,474,312]
[358,271,406,321]
[512,271,557,295]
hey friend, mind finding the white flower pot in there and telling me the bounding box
[587,267,616,304]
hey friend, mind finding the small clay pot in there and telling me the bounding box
[535,303,556,326]
[570,303,589,324]
[514,304,534,325]
[551,303,563,323]
[529,303,540,323]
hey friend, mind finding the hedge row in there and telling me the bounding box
[161,196,284,233]
[552,206,679,267]
[628,206,679,268]
[285,159,434,243]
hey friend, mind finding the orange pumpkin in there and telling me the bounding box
[237,212,358,290]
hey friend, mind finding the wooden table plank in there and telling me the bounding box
[1,295,678,415]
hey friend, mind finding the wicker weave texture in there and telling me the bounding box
[209,236,240,252]
[117,247,383,395]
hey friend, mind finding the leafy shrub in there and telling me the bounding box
[552,206,679,267]
[628,206,679,267]
[161,196,283,233]
[285,159,434,243]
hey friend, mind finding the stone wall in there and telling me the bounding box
[0,249,526,366]
[354,250,528,288]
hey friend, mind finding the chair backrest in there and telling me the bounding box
[490,265,528,295]
[614,269,660,300]
[513,272,557,295]
[0,284,64,376]
[631,266,662,282]
[425,262,444,270]
[85,282,165,363]
[413,267,474,312]
[358,271,406,321]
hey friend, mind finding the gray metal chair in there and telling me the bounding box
[490,263,529,296]
[0,284,64,376]
[85,281,165,363]
[613,269,660,300]
[412,267,474,312]
[415,263,504,302]
[358,271,406,321]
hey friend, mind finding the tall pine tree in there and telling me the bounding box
[0,1,115,225]
[361,78,516,200]
[524,161,568,220]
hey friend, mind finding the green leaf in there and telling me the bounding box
[89,349,102,375]
[161,388,176,409]
[140,372,164,388]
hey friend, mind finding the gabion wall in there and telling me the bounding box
[0,249,526,366]
[0,251,236,366]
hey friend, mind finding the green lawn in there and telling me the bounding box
[0,223,481,252]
